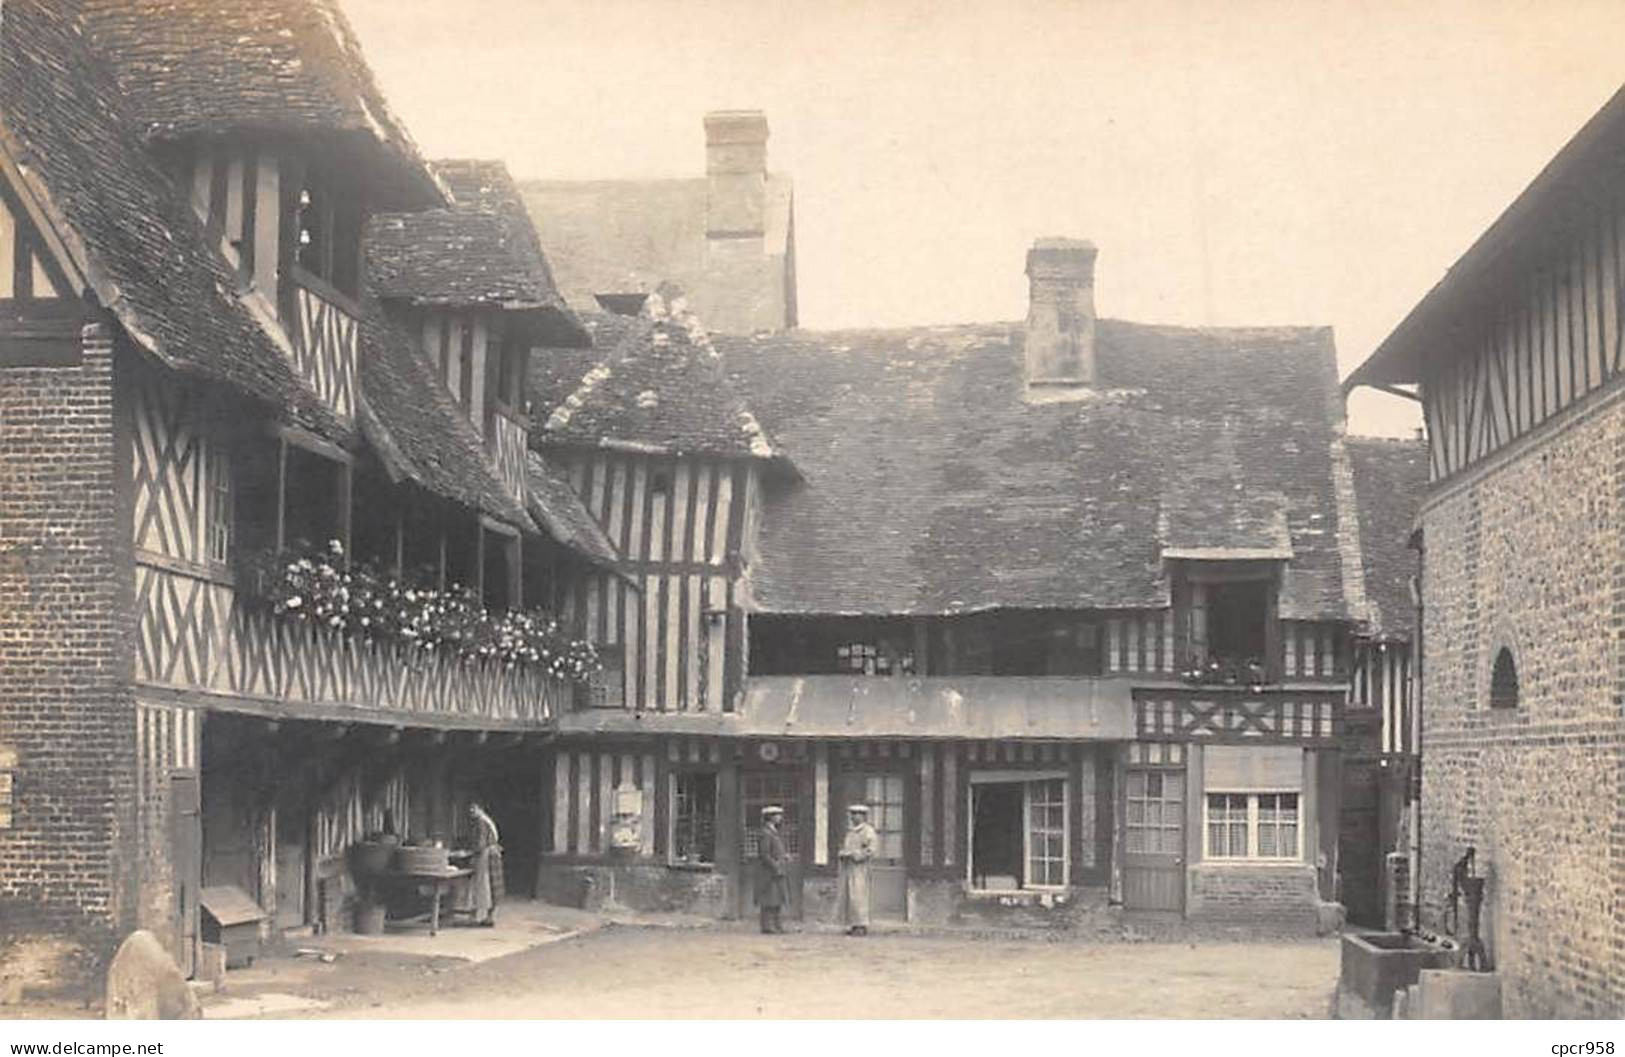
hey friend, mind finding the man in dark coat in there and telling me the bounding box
[756,805,789,934]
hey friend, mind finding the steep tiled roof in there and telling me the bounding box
[357,295,531,528]
[1347,436,1427,640]
[0,0,344,438]
[77,0,441,210]
[367,159,587,346]
[534,293,785,461]
[718,320,1353,617]
[520,175,793,315]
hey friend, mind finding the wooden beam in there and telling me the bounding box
[272,423,353,466]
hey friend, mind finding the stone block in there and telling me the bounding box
[1417,969,1502,1020]
[104,930,201,1020]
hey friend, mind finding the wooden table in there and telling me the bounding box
[378,866,471,936]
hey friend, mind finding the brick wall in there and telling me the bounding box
[0,322,136,975]
[1418,387,1625,1017]
[1185,863,1320,926]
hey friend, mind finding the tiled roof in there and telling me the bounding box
[1346,436,1427,640]
[77,0,441,210]
[367,159,587,346]
[718,320,1354,617]
[534,293,785,461]
[525,451,623,569]
[357,295,532,529]
[0,0,345,438]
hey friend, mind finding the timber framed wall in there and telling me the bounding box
[549,451,755,713]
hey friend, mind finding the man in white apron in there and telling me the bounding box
[837,804,876,936]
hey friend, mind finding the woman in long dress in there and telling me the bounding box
[468,802,503,927]
[837,804,876,936]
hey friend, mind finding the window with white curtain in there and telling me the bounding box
[1204,791,1300,860]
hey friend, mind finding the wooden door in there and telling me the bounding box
[1123,768,1184,912]
[845,772,907,920]
[169,773,202,978]
[273,794,307,930]
[739,769,803,919]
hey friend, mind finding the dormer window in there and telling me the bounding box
[289,164,363,298]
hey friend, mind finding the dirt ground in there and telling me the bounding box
[298,925,1339,1019]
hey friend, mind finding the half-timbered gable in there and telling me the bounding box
[1345,85,1625,1015]
[531,295,788,715]
[367,158,588,511]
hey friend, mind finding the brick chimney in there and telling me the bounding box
[705,110,769,239]
[1024,237,1098,387]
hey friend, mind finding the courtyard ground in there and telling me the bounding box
[201,903,1339,1019]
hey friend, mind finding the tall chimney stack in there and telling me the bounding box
[1024,237,1098,387]
[704,110,769,239]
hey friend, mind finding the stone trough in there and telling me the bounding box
[1336,930,1459,1019]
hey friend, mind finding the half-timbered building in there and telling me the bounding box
[1345,85,1625,1017]
[530,238,1381,927]
[0,0,604,987]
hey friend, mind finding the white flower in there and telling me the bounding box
[285,596,303,609]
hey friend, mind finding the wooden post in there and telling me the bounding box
[436,512,447,591]
[336,460,353,568]
[392,506,404,582]
[474,521,486,604]
[274,437,287,552]
[1264,579,1282,682]
[912,618,929,676]
[716,762,740,918]
[508,535,522,612]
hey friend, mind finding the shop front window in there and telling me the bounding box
[970,774,1068,891]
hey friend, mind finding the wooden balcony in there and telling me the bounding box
[285,267,358,422]
[133,561,563,729]
[1132,685,1344,745]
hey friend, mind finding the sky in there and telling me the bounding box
[341,0,1625,437]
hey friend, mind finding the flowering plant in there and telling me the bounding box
[243,539,599,683]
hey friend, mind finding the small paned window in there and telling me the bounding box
[1205,792,1299,860]
[1126,770,1184,854]
[1489,648,1519,709]
[864,774,906,862]
[671,771,717,866]
[1027,778,1067,886]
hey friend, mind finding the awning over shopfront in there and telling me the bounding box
[556,675,1138,739]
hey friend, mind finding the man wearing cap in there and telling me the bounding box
[837,804,877,936]
[756,806,789,934]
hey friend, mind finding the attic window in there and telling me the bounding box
[1489,648,1519,709]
